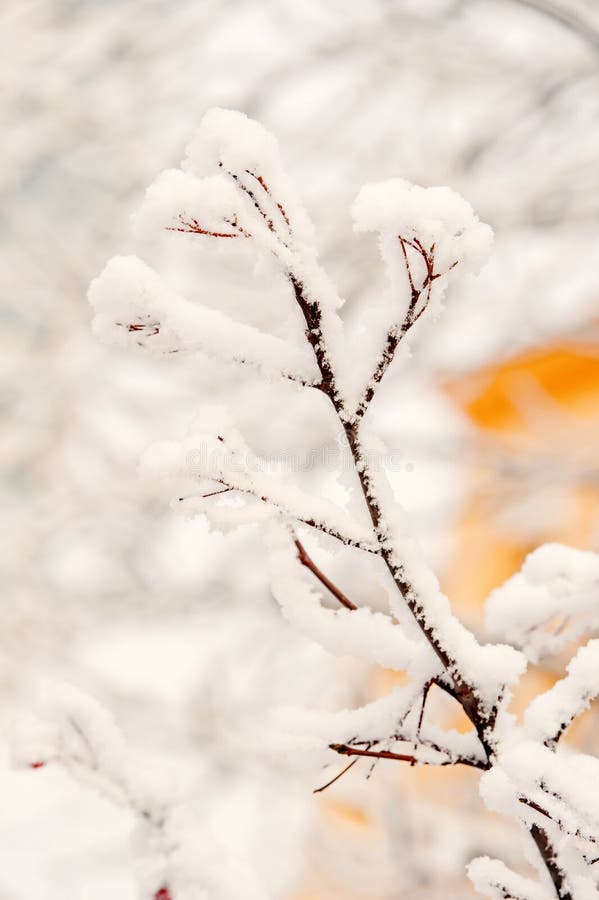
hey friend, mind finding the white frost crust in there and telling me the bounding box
[485,544,599,661]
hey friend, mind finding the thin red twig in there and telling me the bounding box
[313,758,358,794]
[295,538,357,610]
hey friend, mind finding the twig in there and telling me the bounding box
[413,679,434,766]
[313,758,358,794]
[352,238,439,422]
[166,213,246,239]
[295,538,357,611]
[245,170,291,230]
[329,742,485,770]
[180,475,377,553]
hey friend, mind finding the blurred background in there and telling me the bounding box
[2,0,599,897]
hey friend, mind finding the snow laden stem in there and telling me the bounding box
[291,267,497,743]
[288,181,515,748]
[87,109,599,899]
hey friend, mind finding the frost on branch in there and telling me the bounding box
[364,458,527,717]
[485,544,599,661]
[481,739,599,852]
[11,684,208,900]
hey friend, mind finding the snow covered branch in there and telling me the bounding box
[12,685,204,900]
[351,179,492,421]
[89,255,319,387]
[86,108,599,899]
[525,640,599,747]
[329,735,489,772]
[140,416,378,552]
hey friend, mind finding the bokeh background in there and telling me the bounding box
[2,1,599,897]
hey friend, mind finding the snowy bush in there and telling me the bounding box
[18,108,598,898]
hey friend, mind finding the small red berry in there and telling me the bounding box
[154,888,172,900]
[30,762,45,769]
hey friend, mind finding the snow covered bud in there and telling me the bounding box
[353,178,493,275]
[183,107,282,178]
[88,255,171,351]
[351,178,492,330]
[181,108,314,252]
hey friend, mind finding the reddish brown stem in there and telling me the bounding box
[331,742,487,771]
[166,224,239,238]
[313,758,358,794]
[295,538,357,610]
[331,743,423,764]
[530,825,572,900]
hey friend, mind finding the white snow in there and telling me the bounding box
[267,523,425,671]
[486,543,599,661]
[525,640,599,744]
[134,169,242,238]
[352,177,493,274]
[89,255,319,384]
[468,856,550,900]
